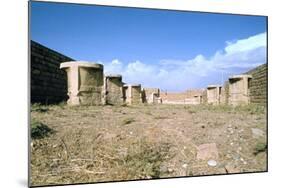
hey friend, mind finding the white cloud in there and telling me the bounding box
[101,32,267,92]
[225,33,266,54]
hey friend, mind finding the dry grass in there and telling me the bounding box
[30,103,267,186]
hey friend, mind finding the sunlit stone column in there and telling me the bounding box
[228,74,252,106]
[60,61,104,105]
[104,74,124,105]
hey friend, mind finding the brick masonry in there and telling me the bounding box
[221,64,267,105]
[246,63,268,105]
[30,40,74,104]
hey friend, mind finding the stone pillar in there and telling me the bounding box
[228,74,252,106]
[123,84,142,105]
[207,85,222,105]
[60,61,104,105]
[142,88,160,104]
[104,74,124,105]
[193,94,202,104]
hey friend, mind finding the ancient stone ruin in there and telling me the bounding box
[60,61,162,106]
[60,61,104,105]
[206,85,222,105]
[228,74,252,106]
[142,88,162,104]
[59,61,256,107]
[31,41,267,107]
[104,74,124,105]
[123,84,142,105]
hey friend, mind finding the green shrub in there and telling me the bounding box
[254,141,267,155]
[31,103,49,112]
[31,119,53,139]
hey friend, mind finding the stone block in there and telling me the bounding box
[60,61,104,105]
[104,74,124,105]
[207,85,222,105]
[228,74,252,106]
[123,84,142,105]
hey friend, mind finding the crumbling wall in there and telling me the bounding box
[160,92,187,102]
[31,40,74,104]
[223,81,230,105]
[186,89,204,98]
[245,64,267,105]
[202,89,207,104]
[78,65,104,105]
[142,88,160,103]
[105,76,124,105]
[123,85,142,105]
[131,86,142,104]
[207,86,221,105]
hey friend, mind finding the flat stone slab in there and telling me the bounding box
[251,128,265,138]
[196,143,219,160]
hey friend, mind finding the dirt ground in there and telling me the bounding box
[30,103,267,186]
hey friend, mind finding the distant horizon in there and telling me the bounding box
[31,1,267,92]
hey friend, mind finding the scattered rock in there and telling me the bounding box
[197,143,219,160]
[207,159,217,167]
[168,168,174,173]
[224,163,240,173]
[232,153,240,160]
[160,165,168,173]
[251,128,264,138]
[182,164,188,168]
[217,168,227,173]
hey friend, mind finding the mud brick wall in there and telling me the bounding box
[31,40,74,104]
[160,92,187,102]
[186,89,204,98]
[245,64,268,105]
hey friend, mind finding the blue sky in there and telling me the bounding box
[31,1,267,92]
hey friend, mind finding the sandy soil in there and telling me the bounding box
[30,104,267,186]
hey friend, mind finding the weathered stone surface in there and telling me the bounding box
[228,74,252,106]
[123,84,142,105]
[142,88,162,104]
[251,128,265,138]
[60,61,104,105]
[31,40,74,104]
[207,159,217,167]
[245,64,267,105]
[224,163,240,173]
[207,85,222,105]
[104,74,124,105]
[196,143,219,160]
